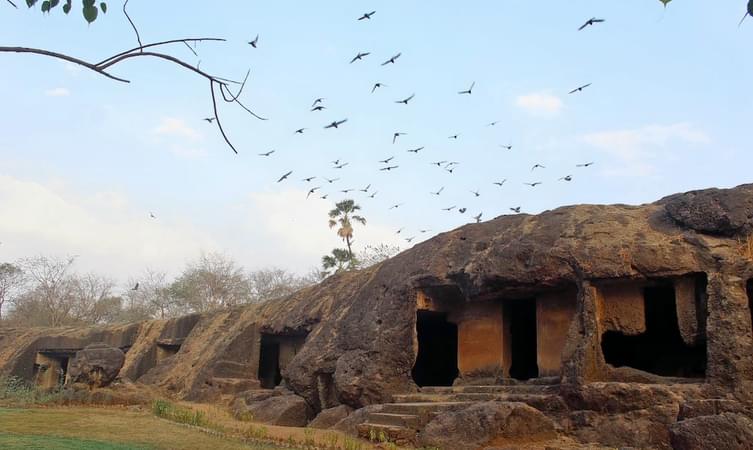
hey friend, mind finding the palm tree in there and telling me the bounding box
[321,248,356,274]
[328,199,366,260]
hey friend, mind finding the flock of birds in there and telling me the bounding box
[197,12,607,245]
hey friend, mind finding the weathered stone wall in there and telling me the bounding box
[537,289,577,377]
[599,283,646,335]
[453,302,504,377]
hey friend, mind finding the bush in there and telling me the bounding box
[0,376,63,406]
[151,399,206,427]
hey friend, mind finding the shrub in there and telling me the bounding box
[0,376,63,406]
[151,399,206,427]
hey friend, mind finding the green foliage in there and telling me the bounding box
[242,424,269,440]
[659,0,671,7]
[151,399,206,427]
[24,0,107,23]
[0,376,63,406]
[0,433,150,450]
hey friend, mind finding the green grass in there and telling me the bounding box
[0,433,152,450]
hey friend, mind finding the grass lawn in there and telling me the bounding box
[0,407,293,450]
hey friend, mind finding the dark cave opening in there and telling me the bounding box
[507,300,539,380]
[258,334,282,389]
[747,279,753,335]
[412,311,459,387]
[601,285,706,378]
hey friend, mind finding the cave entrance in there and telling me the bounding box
[258,334,282,389]
[506,300,539,380]
[33,351,72,389]
[602,285,706,378]
[412,311,459,387]
[747,279,753,335]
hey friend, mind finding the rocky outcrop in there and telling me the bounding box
[66,343,125,388]
[308,405,353,429]
[231,389,312,427]
[670,413,753,450]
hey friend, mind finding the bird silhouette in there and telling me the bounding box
[442,206,457,211]
[525,182,542,187]
[448,134,460,140]
[381,52,402,65]
[311,98,324,107]
[311,105,326,112]
[500,144,513,150]
[248,34,259,48]
[380,165,399,171]
[368,191,378,198]
[576,162,595,167]
[379,156,395,164]
[132,282,139,291]
[396,227,404,234]
[350,52,370,64]
[295,128,306,134]
[306,187,321,199]
[203,117,215,123]
[360,184,371,193]
[405,236,416,243]
[431,161,448,167]
[258,150,275,157]
[395,94,415,105]
[389,203,403,210]
[487,121,500,127]
[493,179,507,187]
[569,83,592,94]
[325,119,348,129]
[407,146,424,153]
[321,194,329,200]
[459,208,467,214]
[277,171,293,182]
[578,17,605,31]
[473,212,483,223]
[324,177,340,183]
[333,163,349,169]
[393,132,406,144]
[358,11,376,20]
[371,82,386,93]
[331,159,341,165]
[431,187,444,196]
[510,207,521,213]
[559,175,573,181]
[470,190,480,197]
[531,164,546,171]
[458,81,475,95]
[302,176,316,182]
[340,189,355,194]
[149,212,157,219]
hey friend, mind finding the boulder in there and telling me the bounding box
[418,401,556,450]
[236,394,312,427]
[669,413,753,450]
[66,343,125,388]
[663,185,753,236]
[308,405,353,429]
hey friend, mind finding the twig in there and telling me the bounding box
[219,84,268,121]
[0,46,130,82]
[96,37,225,66]
[5,0,17,8]
[210,81,238,154]
[123,0,143,50]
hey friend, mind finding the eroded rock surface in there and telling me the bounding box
[67,343,125,388]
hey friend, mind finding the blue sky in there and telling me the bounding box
[0,1,751,283]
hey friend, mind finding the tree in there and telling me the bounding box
[357,244,401,269]
[2,0,266,154]
[322,248,357,275]
[328,199,367,261]
[123,269,178,320]
[69,272,118,324]
[13,256,78,327]
[0,263,24,321]
[247,267,314,303]
[169,252,250,313]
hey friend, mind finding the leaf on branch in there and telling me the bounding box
[659,0,671,7]
[749,0,753,16]
[100,1,105,13]
[41,0,49,12]
[82,3,97,23]
[62,0,70,13]
[26,0,38,7]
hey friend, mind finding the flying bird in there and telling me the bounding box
[311,98,324,107]
[302,176,316,182]
[473,212,483,223]
[395,94,415,105]
[510,207,521,213]
[420,229,432,234]
[459,208,467,214]
[431,161,448,167]
[248,34,259,48]
[358,11,376,20]
[359,184,371,193]
[576,162,595,167]
[203,117,215,123]
[368,191,378,198]
[493,179,507,187]
[389,203,403,210]
[331,159,341,165]
[333,162,349,169]
[531,164,546,171]
[525,182,542,187]
[393,132,406,144]
[431,187,444,196]
[470,190,480,197]
[448,134,460,140]
[311,105,326,112]
[500,144,513,150]
[380,165,399,171]
[396,227,404,234]
[295,128,306,134]
[340,189,355,194]
[325,119,348,129]
[578,17,605,31]
[442,206,457,211]
[149,212,157,219]
[258,150,275,157]
[131,282,139,291]
[381,52,402,65]
[559,175,573,181]
[458,81,475,95]
[405,236,416,243]
[277,171,293,183]
[407,146,424,153]
[350,52,370,64]
[321,194,329,200]
[379,156,395,164]
[569,83,592,94]
[487,121,500,127]
[306,187,321,199]
[371,82,386,93]
[324,177,340,183]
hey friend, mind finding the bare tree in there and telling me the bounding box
[247,267,314,303]
[13,256,78,327]
[357,244,401,269]
[69,272,117,324]
[124,269,178,320]
[170,252,250,312]
[0,262,25,321]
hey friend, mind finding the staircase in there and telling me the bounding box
[356,379,563,446]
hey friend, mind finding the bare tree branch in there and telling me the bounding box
[210,81,239,154]
[96,37,225,67]
[123,0,143,50]
[0,46,130,82]
[5,0,17,8]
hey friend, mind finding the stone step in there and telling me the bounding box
[207,377,260,394]
[356,423,417,446]
[212,360,255,379]
[420,384,559,395]
[392,393,567,413]
[381,401,471,416]
[455,376,561,387]
[368,412,421,429]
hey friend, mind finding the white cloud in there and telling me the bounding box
[44,87,70,97]
[515,92,563,116]
[153,117,202,141]
[581,123,710,177]
[0,174,219,281]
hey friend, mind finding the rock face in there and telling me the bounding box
[670,413,753,450]
[3,183,753,448]
[232,390,312,427]
[419,401,556,450]
[308,405,353,429]
[67,343,125,388]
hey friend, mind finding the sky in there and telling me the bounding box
[1,1,752,288]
